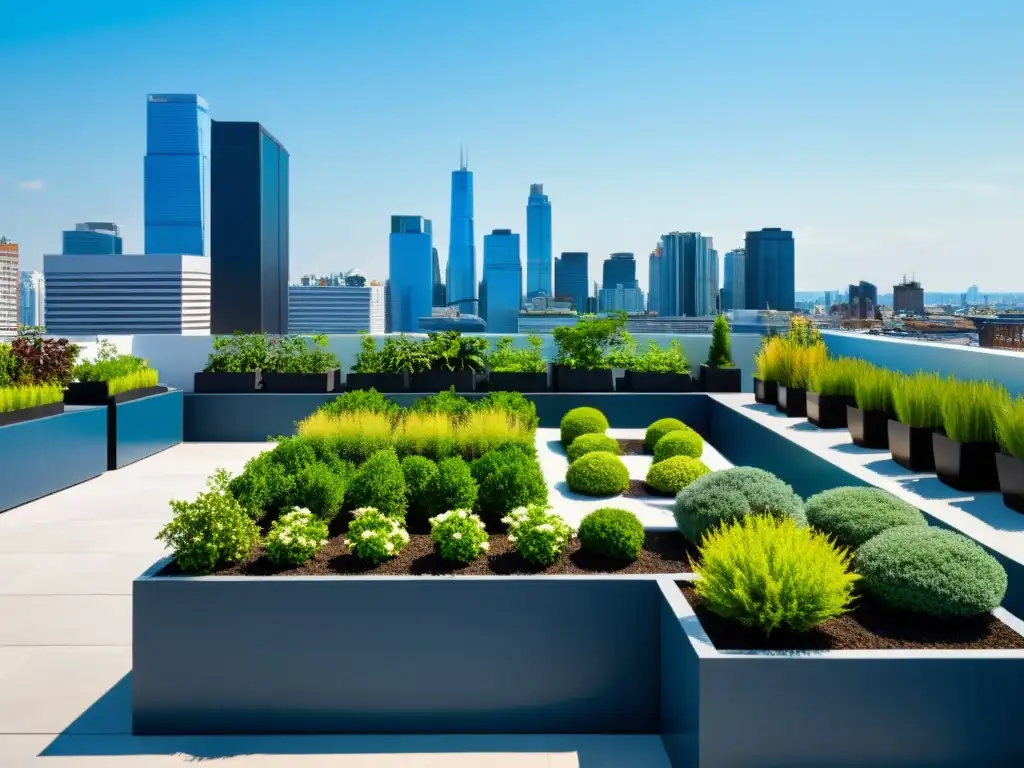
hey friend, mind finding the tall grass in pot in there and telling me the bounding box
[994,396,1024,512]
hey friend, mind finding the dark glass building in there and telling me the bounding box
[848,281,878,319]
[602,252,636,290]
[554,252,588,312]
[744,228,795,311]
[210,121,289,334]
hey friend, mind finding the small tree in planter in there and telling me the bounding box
[487,335,548,392]
[551,312,629,392]
[700,314,741,392]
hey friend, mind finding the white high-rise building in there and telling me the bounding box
[288,284,385,334]
[0,239,18,337]
[19,270,45,328]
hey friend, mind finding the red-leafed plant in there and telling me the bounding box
[10,335,80,386]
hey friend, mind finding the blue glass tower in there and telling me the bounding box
[554,252,588,312]
[446,150,476,313]
[62,223,123,255]
[144,94,210,256]
[602,253,636,289]
[526,184,552,299]
[389,215,433,332]
[482,229,522,334]
[744,228,795,311]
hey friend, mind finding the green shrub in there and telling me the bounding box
[646,456,711,496]
[995,395,1024,461]
[265,509,329,566]
[471,446,548,522]
[643,418,691,452]
[487,335,546,375]
[319,388,400,419]
[476,390,539,431]
[892,372,945,429]
[429,509,490,564]
[855,526,1007,618]
[941,379,1008,444]
[268,436,320,475]
[299,410,394,463]
[652,429,704,462]
[344,507,410,564]
[672,467,806,543]
[401,455,439,524]
[804,487,926,550]
[810,357,864,397]
[577,508,645,561]
[345,448,407,520]
[560,406,609,446]
[566,433,620,463]
[157,469,260,574]
[854,366,896,412]
[292,461,348,522]
[411,386,475,422]
[426,457,478,516]
[503,505,573,567]
[629,339,688,374]
[706,314,734,368]
[565,451,630,496]
[695,515,858,636]
[228,452,294,519]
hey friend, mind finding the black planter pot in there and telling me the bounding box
[753,377,778,405]
[888,420,937,472]
[0,401,64,428]
[488,372,549,393]
[932,433,1000,492]
[700,364,741,393]
[996,453,1024,513]
[847,407,894,449]
[65,381,168,405]
[261,370,340,393]
[553,366,615,393]
[193,372,262,393]
[776,385,808,418]
[346,373,406,393]
[409,369,477,393]
[806,393,855,429]
[624,371,693,393]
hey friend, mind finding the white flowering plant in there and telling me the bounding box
[345,507,410,564]
[265,508,329,567]
[429,509,490,564]
[502,504,573,567]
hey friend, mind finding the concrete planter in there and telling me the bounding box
[932,433,1000,492]
[193,371,262,393]
[888,420,938,472]
[806,392,854,429]
[108,389,183,470]
[0,401,64,427]
[776,385,807,417]
[753,377,778,405]
[261,370,340,393]
[699,364,741,393]
[997,452,1024,513]
[487,371,549,393]
[847,406,893,449]
[345,372,406,393]
[65,382,168,405]
[624,371,694,393]
[553,365,615,393]
[409,369,476,393]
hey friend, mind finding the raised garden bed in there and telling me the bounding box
[193,371,262,393]
[996,453,1024,513]
[699,364,741,393]
[847,406,893,449]
[65,382,168,405]
[932,433,1000,492]
[623,371,693,393]
[488,372,549,393]
[0,401,63,428]
[553,365,614,393]
[408,369,476,393]
[806,392,853,429]
[346,372,405,392]
[107,389,183,470]
[888,420,936,472]
[261,370,340,393]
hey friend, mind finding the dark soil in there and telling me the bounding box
[622,478,673,499]
[165,531,698,578]
[677,583,1024,651]
[617,438,646,456]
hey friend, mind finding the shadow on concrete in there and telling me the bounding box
[895,475,976,502]
[546,438,567,456]
[861,457,925,477]
[787,422,819,432]
[829,442,885,456]
[740,403,786,418]
[553,480,620,503]
[948,495,1024,533]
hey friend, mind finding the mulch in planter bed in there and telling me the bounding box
[677,583,1024,651]
[622,478,674,498]
[616,438,646,456]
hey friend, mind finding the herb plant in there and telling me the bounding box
[487,335,546,374]
[422,331,489,372]
[72,340,147,383]
[429,509,490,564]
[941,379,1007,444]
[344,507,410,564]
[809,357,864,397]
[503,505,573,567]
[203,333,270,373]
[705,314,734,368]
[995,396,1024,461]
[265,508,329,567]
[264,334,339,374]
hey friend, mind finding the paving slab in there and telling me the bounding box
[0,596,130,646]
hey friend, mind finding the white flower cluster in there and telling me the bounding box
[429,508,490,564]
[502,505,573,567]
[265,507,329,567]
[345,507,410,563]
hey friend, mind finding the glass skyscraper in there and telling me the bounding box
[482,229,522,333]
[144,94,210,256]
[526,183,552,299]
[62,223,122,255]
[723,248,746,311]
[601,252,636,289]
[389,215,433,332]
[446,153,476,314]
[554,252,588,313]
[744,228,795,311]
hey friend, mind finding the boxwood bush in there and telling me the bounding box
[426,457,479,517]
[344,448,407,520]
[401,455,439,525]
[560,406,609,446]
[854,526,1007,618]
[645,456,711,496]
[652,429,704,462]
[565,451,630,496]
[229,452,294,519]
[804,486,926,550]
[565,433,620,463]
[292,461,349,522]
[471,446,548,523]
[577,507,645,561]
[643,418,692,453]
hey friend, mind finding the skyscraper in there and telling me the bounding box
[526,183,552,299]
[602,253,636,290]
[19,270,45,328]
[389,215,433,332]
[554,252,588,313]
[657,232,717,317]
[447,151,476,314]
[847,281,878,320]
[482,229,522,333]
[723,248,746,311]
[0,238,18,336]
[658,233,683,317]
[707,244,720,313]
[144,94,210,256]
[431,247,446,308]
[744,228,795,311]
[62,223,123,255]
[647,247,662,314]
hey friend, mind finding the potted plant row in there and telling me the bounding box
[806,357,863,429]
[551,312,628,392]
[699,313,741,393]
[752,335,783,404]
[622,340,693,392]
[195,333,340,393]
[847,366,897,449]
[931,379,1004,493]
[775,342,826,418]
[347,332,487,393]
[487,335,548,392]
[64,341,166,405]
[0,333,79,427]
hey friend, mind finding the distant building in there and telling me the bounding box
[62,222,123,255]
[0,239,18,336]
[431,247,446,307]
[723,248,746,311]
[602,253,636,290]
[389,215,433,333]
[554,252,588,313]
[419,313,486,332]
[647,247,662,314]
[288,284,385,334]
[744,228,795,311]
[519,310,577,333]
[893,278,925,315]
[482,229,522,334]
[19,270,45,328]
[598,284,645,313]
[526,183,552,300]
[657,232,715,317]
[848,281,878,320]
[447,152,476,314]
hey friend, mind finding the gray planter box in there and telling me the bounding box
[659,578,1024,768]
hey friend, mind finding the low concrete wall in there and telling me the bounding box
[111,389,184,469]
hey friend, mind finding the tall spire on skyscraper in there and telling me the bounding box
[460,145,467,171]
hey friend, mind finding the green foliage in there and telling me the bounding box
[352,334,431,375]
[0,383,64,413]
[577,508,645,561]
[265,509,329,566]
[892,372,945,429]
[695,515,859,636]
[401,455,439,524]
[565,451,630,496]
[471,446,548,521]
[292,461,348,522]
[319,388,400,419]
[0,343,18,387]
[854,526,1007,619]
[476,390,539,431]
[804,487,926,550]
[157,469,260,574]
[429,509,490,564]
[753,336,785,382]
[652,429,704,462]
[643,417,690,452]
[426,457,479,516]
[107,368,159,395]
[299,410,395,463]
[503,505,573,567]
[565,432,620,463]
[487,335,546,373]
[777,342,827,389]
[263,334,339,374]
[203,333,269,373]
[345,507,411,564]
[645,456,711,495]
[552,312,630,370]
[940,379,1008,444]
[7,336,79,386]
[345,448,407,520]
[72,340,149,383]
[628,339,689,374]
[672,467,806,543]
[422,331,489,372]
[854,366,896,412]
[267,436,320,475]
[560,406,609,446]
[786,314,824,347]
[995,395,1024,461]
[706,314,734,368]
[809,357,864,397]
[411,386,475,421]
[228,452,294,519]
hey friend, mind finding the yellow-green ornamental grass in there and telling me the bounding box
[753,336,786,383]
[0,384,64,413]
[107,368,159,396]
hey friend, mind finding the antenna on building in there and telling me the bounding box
[459,145,466,171]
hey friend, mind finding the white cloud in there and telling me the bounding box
[18,179,44,191]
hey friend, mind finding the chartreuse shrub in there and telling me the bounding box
[644,418,692,453]
[345,507,411,564]
[411,386,475,422]
[298,410,393,463]
[854,365,896,412]
[646,456,711,496]
[345,448,407,519]
[695,515,859,636]
[503,505,573,567]
[995,395,1024,461]
[577,508,644,562]
[429,509,490,564]
[107,368,160,396]
[892,372,945,428]
[753,336,785,383]
[566,451,630,496]
[471,446,548,521]
[777,342,827,390]
[476,390,539,431]
[426,457,478,516]
[265,508,329,567]
[0,383,64,413]
[566,433,620,463]
[804,487,926,550]
[855,526,1007,618]
[401,455,439,524]
[319,388,401,419]
[456,408,534,459]
[940,378,1008,444]
[652,429,703,462]
[158,469,260,574]
[560,406,609,447]
[673,467,806,543]
[809,357,865,397]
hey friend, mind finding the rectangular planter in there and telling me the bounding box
[624,371,693,393]
[65,381,168,406]
[487,371,549,393]
[932,433,1000,492]
[699,364,741,393]
[806,392,854,429]
[847,406,893,449]
[108,389,183,470]
[261,370,339,393]
[753,377,778,405]
[0,401,64,428]
[888,420,937,472]
[775,385,807,417]
[193,371,261,393]
[346,372,406,393]
[996,452,1024,513]
[553,365,615,393]
[408,369,476,393]
[0,406,107,511]
[133,570,660,735]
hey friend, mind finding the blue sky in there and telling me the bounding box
[2,0,1021,292]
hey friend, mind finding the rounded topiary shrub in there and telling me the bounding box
[566,433,620,463]
[345,448,407,520]
[653,429,704,463]
[401,455,439,524]
[578,508,645,561]
[565,451,630,497]
[471,446,548,523]
[672,466,806,543]
[426,457,478,517]
[292,461,349,522]
[644,418,692,453]
[560,407,609,447]
[646,456,711,496]
[804,486,927,550]
[854,526,1008,618]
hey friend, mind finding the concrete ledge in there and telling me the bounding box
[0,406,108,512]
[110,389,184,469]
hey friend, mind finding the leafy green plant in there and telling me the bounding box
[892,372,945,428]
[565,451,630,496]
[429,509,490,564]
[344,507,410,564]
[503,504,573,567]
[264,334,339,374]
[265,508,329,566]
[107,368,160,395]
[345,448,407,520]
[401,455,439,525]
[488,335,546,374]
[9,336,80,386]
[72,340,149,383]
[0,383,64,413]
[552,312,630,370]
[854,526,1007,618]
[695,515,859,636]
[475,390,539,431]
[854,366,896,412]
[228,452,294,519]
[319,388,401,419]
[356,334,431,375]
[777,342,827,389]
[995,396,1024,461]
[643,418,691,452]
[804,487,926,550]
[809,357,864,397]
[292,461,348,522]
[157,469,260,574]
[628,340,689,374]
[0,342,19,387]
[753,336,785,382]
[203,333,269,373]
[560,406,609,446]
[652,430,704,463]
[705,314,734,368]
[471,446,548,522]
[566,433,620,463]
[350,333,385,374]
[646,456,710,495]
[454,408,534,459]
[392,411,457,460]
[426,457,478,516]
[422,331,489,372]
[940,379,1008,444]
[578,508,645,561]
[411,386,474,422]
